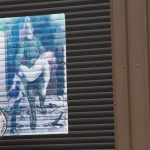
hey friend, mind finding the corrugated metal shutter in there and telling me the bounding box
[0,0,115,149]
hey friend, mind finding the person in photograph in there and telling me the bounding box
[14,28,50,130]
[9,15,64,133]
[10,50,56,98]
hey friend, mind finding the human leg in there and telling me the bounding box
[10,98,23,135]
[27,82,37,129]
[36,75,47,114]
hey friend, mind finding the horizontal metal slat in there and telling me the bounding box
[67,73,112,81]
[4,28,110,39]
[4,65,112,75]
[67,33,110,40]
[68,92,113,100]
[67,60,112,69]
[67,54,111,59]
[2,85,112,95]
[0,143,115,149]
[67,41,111,50]
[3,130,114,139]
[67,35,111,43]
[39,87,112,97]
[67,22,110,31]
[66,9,110,18]
[67,66,112,75]
[0,0,93,4]
[68,85,113,94]
[69,111,114,118]
[6,119,112,128]
[0,136,114,145]
[68,105,113,112]
[69,123,114,131]
[66,16,110,25]
[6,74,111,83]
[4,110,114,119]
[67,47,111,55]
[67,79,112,85]
[2,98,113,107]
[0,90,113,97]
[5,123,114,134]
[68,98,113,106]
[67,66,111,72]
[68,117,114,125]
[67,54,112,63]
[0,3,110,17]
[0,2,110,12]
[1,9,110,25]
[67,28,111,37]
[6,74,111,84]
[67,79,112,87]
[0,1,109,10]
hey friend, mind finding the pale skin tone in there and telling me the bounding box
[17,51,54,78]
[9,51,55,100]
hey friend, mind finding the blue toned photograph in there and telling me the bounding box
[0,14,68,136]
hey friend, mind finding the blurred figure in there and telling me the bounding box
[14,26,49,129]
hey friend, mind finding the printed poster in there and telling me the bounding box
[0,13,68,136]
